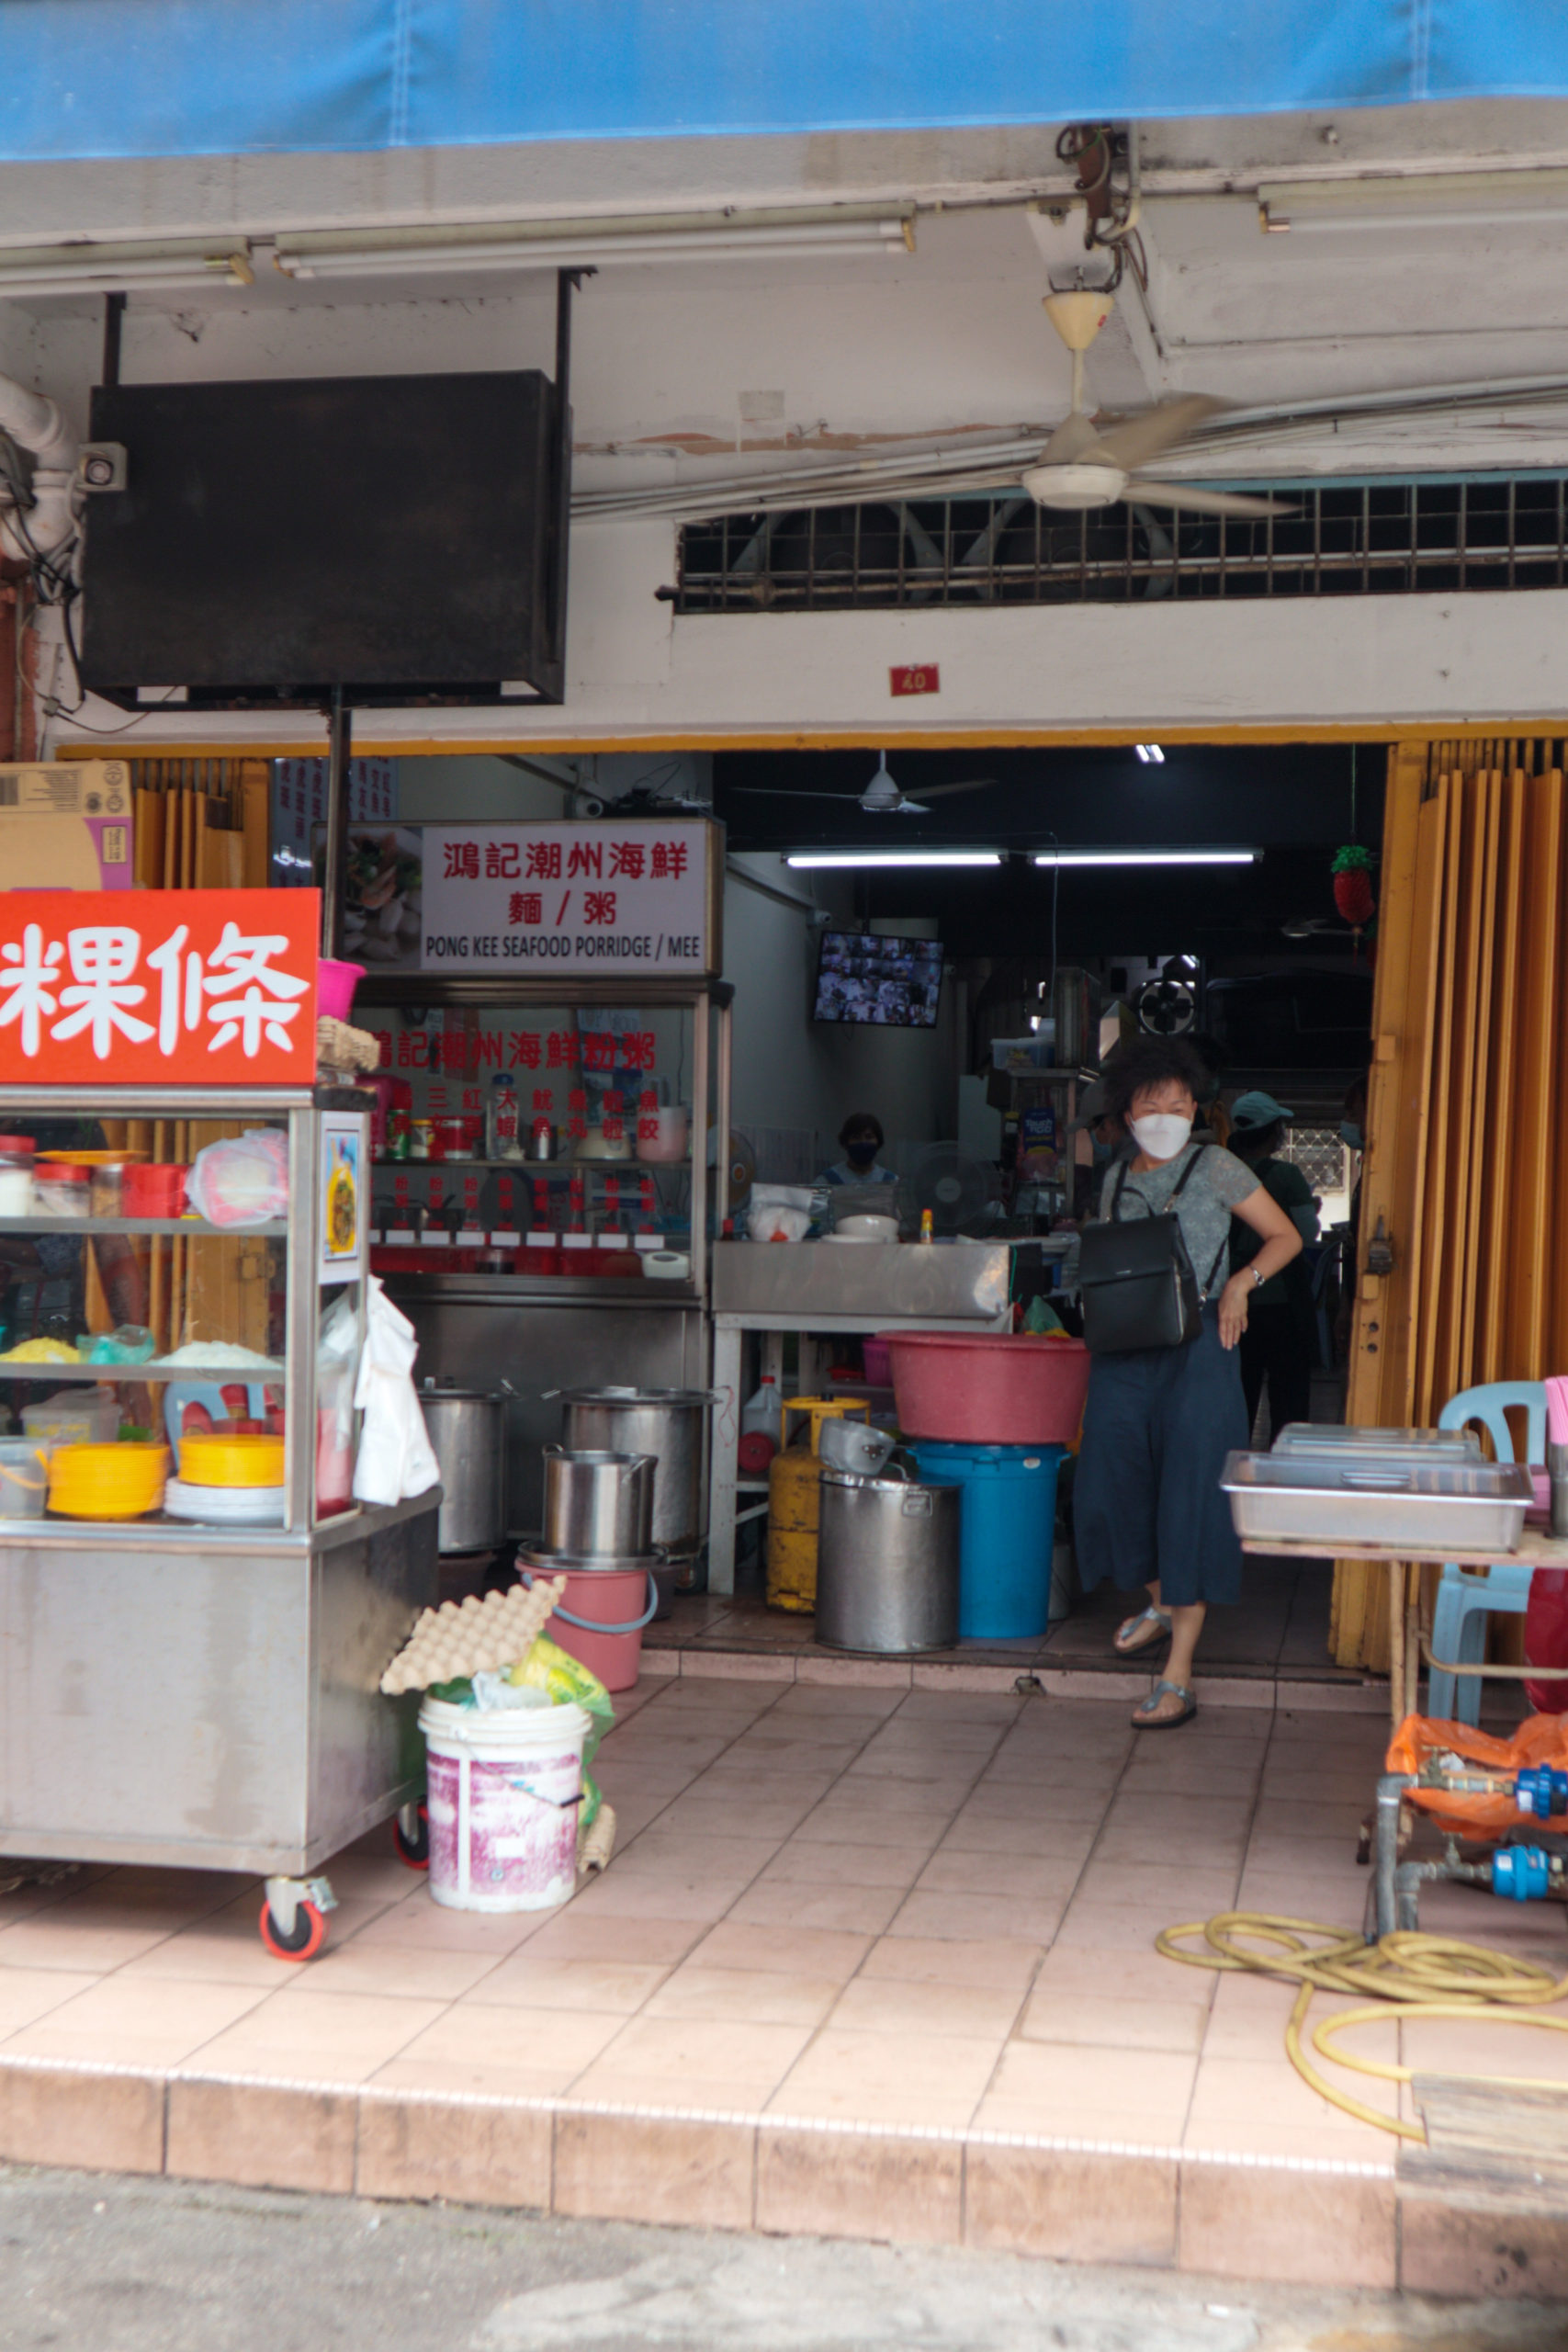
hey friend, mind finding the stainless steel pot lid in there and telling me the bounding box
[420,1381,508,1403]
[556,1386,720,1407]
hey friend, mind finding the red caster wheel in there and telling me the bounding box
[393,1802,430,1871]
[259,1895,329,1962]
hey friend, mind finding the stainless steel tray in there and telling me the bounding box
[1223,1450,1531,1553]
[1272,1422,1481,1459]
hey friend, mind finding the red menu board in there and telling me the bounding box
[0,889,320,1085]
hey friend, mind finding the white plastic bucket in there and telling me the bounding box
[418,1693,590,1913]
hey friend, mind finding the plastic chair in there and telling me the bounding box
[162,1382,272,1452]
[1426,1380,1546,1724]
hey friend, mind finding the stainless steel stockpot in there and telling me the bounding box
[541,1447,656,1559]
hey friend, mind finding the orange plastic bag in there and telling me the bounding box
[1385,1712,1568,1838]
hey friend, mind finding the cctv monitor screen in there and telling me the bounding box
[814,932,943,1027]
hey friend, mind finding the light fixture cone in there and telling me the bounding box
[1042,288,1114,354]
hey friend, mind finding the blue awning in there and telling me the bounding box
[2,3,1566,163]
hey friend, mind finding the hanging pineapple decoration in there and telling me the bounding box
[1332,842,1376,958]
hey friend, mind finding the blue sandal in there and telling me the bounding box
[1133,1679,1197,1730]
[1114,1605,1172,1658]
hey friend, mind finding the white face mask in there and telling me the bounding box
[1129,1112,1193,1161]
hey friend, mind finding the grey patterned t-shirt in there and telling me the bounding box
[1099,1141,1262,1300]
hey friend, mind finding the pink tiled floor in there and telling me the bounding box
[6,1670,1554,2173]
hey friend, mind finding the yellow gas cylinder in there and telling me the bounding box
[765,1396,870,1612]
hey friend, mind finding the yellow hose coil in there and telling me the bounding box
[1157,1910,1568,2140]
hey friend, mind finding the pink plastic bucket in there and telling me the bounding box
[877,1329,1091,1446]
[317,958,366,1021]
[419,1693,587,1911]
[519,1555,659,1691]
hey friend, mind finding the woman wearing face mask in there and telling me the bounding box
[821,1114,895,1188]
[1072,1038,1303,1729]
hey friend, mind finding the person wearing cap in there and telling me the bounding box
[1225,1091,1320,1441]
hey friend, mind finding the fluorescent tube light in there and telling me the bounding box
[1031,848,1260,868]
[785,851,1001,870]
[276,207,915,279]
[0,238,254,294]
[1257,170,1568,236]
[1134,744,1165,763]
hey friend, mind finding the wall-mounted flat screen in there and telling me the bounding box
[814,931,943,1027]
[79,369,566,708]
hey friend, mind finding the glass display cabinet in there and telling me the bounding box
[0,1082,437,1959]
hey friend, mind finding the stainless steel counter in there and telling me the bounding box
[712,1241,1011,1323]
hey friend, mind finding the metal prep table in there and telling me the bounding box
[706,1240,1013,1594]
[1239,1528,1568,1728]
[0,1081,439,1958]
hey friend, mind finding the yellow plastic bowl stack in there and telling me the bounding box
[47,1442,171,1521]
[178,1432,286,1489]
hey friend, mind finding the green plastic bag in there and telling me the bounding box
[507,1634,616,1828]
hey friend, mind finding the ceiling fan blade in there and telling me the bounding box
[907,777,998,800]
[728,787,871,801]
[893,798,932,814]
[1039,410,1100,467]
[1129,480,1296,518]
[1082,394,1225,474]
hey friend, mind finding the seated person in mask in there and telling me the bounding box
[821,1114,896,1188]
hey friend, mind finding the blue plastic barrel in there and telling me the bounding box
[912,1441,1066,1641]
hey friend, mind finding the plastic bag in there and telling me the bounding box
[352,1276,441,1506]
[186,1128,289,1229]
[1526,1566,1568,1714]
[74,1324,155,1365]
[508,1633,615,1827]
[1386,1709,1568,1837]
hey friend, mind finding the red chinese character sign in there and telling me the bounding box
[421,820,716,977]
[0,890,320,1086]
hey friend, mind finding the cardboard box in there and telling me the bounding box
[0,763,133,890]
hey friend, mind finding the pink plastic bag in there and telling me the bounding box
[185,1128,289,1229]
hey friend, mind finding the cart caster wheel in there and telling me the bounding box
[393,1803,430,1871]
[259,1896,329,1962]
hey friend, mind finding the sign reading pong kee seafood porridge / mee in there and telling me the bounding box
[0,888,320,1085]
[420,821,717,977]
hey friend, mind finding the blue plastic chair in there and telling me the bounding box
[1426,1381,1545,1724]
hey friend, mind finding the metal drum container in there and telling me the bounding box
[419,1383,509,1555]
[557,1387,717,1556]
[816,1465,960,1654]
[542,1447,656,1559]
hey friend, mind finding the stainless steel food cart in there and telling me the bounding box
[0,1082,437,1959]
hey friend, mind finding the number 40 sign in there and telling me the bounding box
[0,889,321,1086]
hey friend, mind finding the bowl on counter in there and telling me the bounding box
[830,1213,899,1242]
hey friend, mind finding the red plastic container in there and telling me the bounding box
[122,1162,188,1217]
[876,1329,1091,1445]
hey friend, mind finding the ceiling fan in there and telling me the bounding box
[731,751,996,818]
[1019,288,1293,522]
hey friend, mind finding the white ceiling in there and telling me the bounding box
[9,101,1568,491]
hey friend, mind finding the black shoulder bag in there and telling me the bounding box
[1077,1147,1229,1354]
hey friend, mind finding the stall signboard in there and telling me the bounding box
[0,888,320,1086]
[420,820,717,976]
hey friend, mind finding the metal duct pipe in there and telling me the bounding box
[0,372,77,564]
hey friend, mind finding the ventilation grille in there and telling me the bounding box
[673,475,1568,613]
